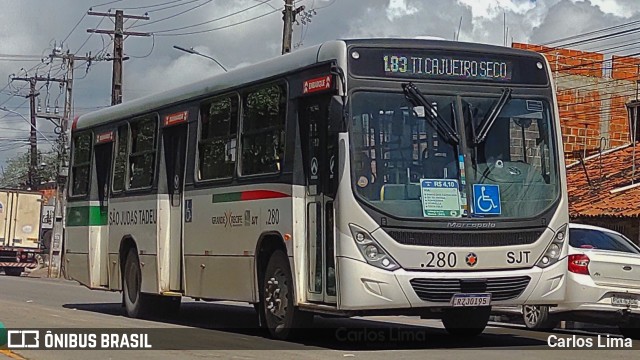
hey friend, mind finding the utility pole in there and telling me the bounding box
[28,78,38,190]
[281,0,304,54]
[11,75,66,189]
[45,51,95,279]
[87,10,150,105]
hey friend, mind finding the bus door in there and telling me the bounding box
[162,120,188,291]
[300,95,337,304]
[94,139,113,287]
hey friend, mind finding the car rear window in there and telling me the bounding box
[569,228,640,254]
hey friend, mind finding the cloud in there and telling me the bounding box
[1,0,640,166]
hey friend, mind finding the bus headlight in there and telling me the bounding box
[349,224,400,271]
[536,224,567,268]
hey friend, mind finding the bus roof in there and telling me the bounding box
[74,38,544,131]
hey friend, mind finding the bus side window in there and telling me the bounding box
[128,115,158,189]
[198,94,239,180]
[240,83,287,176]
[112,125,129,192]
[71,133,92,196]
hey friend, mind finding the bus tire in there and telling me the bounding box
[442,307,490,337]
[123,248,151,318]
[261,250,313,340]
[522,305,558,331]
[3,267,23,277]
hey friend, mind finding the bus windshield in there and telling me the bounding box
[350,90,559,220]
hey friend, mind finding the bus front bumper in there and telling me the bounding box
[336,256,566,310]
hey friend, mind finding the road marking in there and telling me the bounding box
[0,350,28,360]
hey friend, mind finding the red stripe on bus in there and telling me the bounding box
[240,190,289,201]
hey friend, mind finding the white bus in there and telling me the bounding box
[66,38,569,339]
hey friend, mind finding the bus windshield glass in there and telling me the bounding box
[350,90,559,219]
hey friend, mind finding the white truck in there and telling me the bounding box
[0,190,43,276]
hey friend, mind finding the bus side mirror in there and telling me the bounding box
[328,95,346,133]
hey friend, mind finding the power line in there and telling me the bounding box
[126,34,156,58]
[149,0,274,34]
[119,0,186,11]
[130,0,214,29]
[154,8,281,36]
[92,0,124,9]
[543,19,640,47]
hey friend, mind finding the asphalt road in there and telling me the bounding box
[0,273,638,359]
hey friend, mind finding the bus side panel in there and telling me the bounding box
[108,253,121,290]
[156,194,171,293]
[65,203,92,287]
[87,225,106,288]
[291,185,308,305]
[183,256,255,301]
[183,185,293,302]
[108,196,159,294]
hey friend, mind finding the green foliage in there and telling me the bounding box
[0,149,59,189]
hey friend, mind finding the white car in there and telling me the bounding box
[520,223,640,339]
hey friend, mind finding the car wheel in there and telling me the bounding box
[442,307,491,337]
[522,305,558,330]
[262,250,313,340]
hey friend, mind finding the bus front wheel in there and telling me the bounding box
[442,307,490,337]
[261,250,313,340]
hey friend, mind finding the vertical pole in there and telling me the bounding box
[51,55,74,279]
[282,0,293,55]
[29,78,38,190]
[112,10,124,105]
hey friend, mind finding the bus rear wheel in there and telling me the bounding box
[442,307,490,337]
[261,250,313,340]
[123,248,151,318]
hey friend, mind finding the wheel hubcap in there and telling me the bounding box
[265,268,288,321]
[524,305,540,325]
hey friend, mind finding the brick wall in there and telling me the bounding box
[513,43,639,161]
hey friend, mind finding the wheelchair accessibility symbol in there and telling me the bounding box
[472,184,501,215]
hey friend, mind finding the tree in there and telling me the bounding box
[0,149,59,189]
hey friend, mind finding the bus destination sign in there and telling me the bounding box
[349,48,548,85]
[383,54,512,82]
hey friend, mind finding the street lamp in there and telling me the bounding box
[0,106,55,145]
[173,45,228,72]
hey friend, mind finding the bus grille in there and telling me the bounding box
[384,228,543,247]
[409,276,531,302]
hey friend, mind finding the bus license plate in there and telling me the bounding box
[612,295,639,308]
[450,293,492,307]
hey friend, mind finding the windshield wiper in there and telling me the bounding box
[402,82,459,145]
[474,87,512,145]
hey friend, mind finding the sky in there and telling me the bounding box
[1,0,640,166]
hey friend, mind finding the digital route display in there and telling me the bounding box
[349,47,548,85]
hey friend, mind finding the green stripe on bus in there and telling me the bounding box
[66,206,108,227]
[212,192,242,203]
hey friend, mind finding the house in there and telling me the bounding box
[566,143,640,245]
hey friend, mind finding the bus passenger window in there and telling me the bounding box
[112,125,128,192]
[128,115,158,189]
[71,133,92,196]
[241,83,286,176]
[198,95,239,180]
